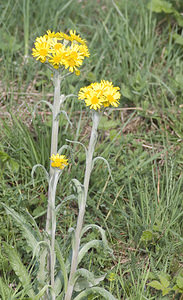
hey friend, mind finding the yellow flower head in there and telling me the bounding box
[32,36,52,63]
[107,272,116,282]
[50,154,68,170]
[32,29,89,74]
[78,80,121,110]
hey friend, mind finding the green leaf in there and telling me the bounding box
[8,158,19,173]
[0,151,10,163]
[174,12,183,27]
[140,230,153,242]
[176,275,183,289]
[148,280,163,290]
[73,286,117,300]
[3,243,35,298]
[98,117,120,131]
[73,269,106,292]
[158,274,170,288]
[173,33,183,45]
[147,0,174,13]
[162,287,172,296]
[121,83,133,99]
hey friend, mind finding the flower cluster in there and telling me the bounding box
[50,154,68,170]
[78,80,121,110]
[32,30,90,75]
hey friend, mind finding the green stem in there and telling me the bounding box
[64,111,100,300]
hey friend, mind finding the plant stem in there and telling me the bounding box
[64,111,100,300]
[23,0,30,60]
[45,70,61,300]
[46,70,61,235]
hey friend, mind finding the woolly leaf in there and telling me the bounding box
[71,179,85,210]
[55,240,68,293]
[37,246,48,287]
[73,268,106,292]
[3,243,35,298]
[54,271,64,296]
[92,156,113,182]
[56,110,72,127]
[73,286,117,300]
[34,285,49,300]
[0,277,13,299]
[81,224,113,256]
[31,164,49,185]
[2,203,41,256]
[78,240,103,264]
[32,100,53,117]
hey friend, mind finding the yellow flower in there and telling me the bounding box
[69,30,87,45]
[79,44,90,57]
[48,48,66,69]
[102,81,120,107]
[50,38,64,51]
[85,90,105,110]
[32,30,89,74]
[50,154,68,170]
[32,36,52,63]
[107,272,116,282]
[63,44,84,73]
[78,80,121,110]
[45,30,57,39]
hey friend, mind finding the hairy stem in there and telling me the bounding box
[45,70,61,300]
[64,111,100,300]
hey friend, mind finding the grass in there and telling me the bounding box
[1,0,183,299]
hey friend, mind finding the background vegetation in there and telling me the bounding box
[1,0,183,299]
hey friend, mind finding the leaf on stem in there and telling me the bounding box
[32,100,53,118]
[73,268,106,292]
[31,164,49,186]
[66,139,87,157]
[92,156,114,182]
[78,240,103,264]
[1,203,41,256]
[56,110,72,127]
[0,277,13,300]
[71,179,85,210]
[55,240,68,293]
[3,243,35,299]
[73,286,117,300]
[81,224,113,256]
